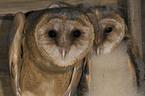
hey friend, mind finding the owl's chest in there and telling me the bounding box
[20,55,72,96]
[91,43,129,69]
[88,43,139,96]
[90,44,130,81]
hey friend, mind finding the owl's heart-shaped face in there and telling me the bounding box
[94,13,125,54]
[36,18,94,67]
[25,8,94,68]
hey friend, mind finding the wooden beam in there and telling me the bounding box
[0,77,13,96]
[0,0,117,15]
[127,0,142,58]
[141,0,145,62]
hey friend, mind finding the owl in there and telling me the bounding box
[81,7,144,96]
[8,2,94,96]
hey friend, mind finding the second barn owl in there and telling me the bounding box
[85,8,144,96]
[9,3,94,96]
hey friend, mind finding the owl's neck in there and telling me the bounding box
[90,41,128,69]
[88,42,140,96]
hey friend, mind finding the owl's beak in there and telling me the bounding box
[61,48,67,59]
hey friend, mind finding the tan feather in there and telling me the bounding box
[9,12,25,96]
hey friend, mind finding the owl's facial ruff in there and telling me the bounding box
[95,13,125,54]
[32,9,94,68]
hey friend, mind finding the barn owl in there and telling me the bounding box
[84,8,144,96]
[9,3,94,96]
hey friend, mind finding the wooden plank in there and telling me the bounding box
[141,0,145,62]
[0,18,12,72]
[0,18,13,34]
[0,77,13,96]
[0,0,117,15]
[0,18,12,59]
[127,0,143,58]
[0,34,9,62]
[0,17,13,96]
[0,80,4,96]
[0,63,9,77]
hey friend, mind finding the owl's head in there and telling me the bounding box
[93,12,126,54]
[24,7,94,69]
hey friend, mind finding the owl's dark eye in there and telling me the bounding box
[104,27,113,34]
[72,30,81,38]
[48,30,57,38]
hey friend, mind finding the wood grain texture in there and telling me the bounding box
[0,16,14,96]
[0,0,117,15]
[0,77,13,96]
[127,0,143,58]
[0,19,12,63]
[141,0,145,62]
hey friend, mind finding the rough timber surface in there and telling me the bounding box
[141,0,145,62]
[0,0,117,15]
[127,0,142,58]
[0,76,13,96]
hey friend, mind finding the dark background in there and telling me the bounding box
[141,0,145,62]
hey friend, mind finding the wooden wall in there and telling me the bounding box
[141,0,145,62]
[0,0,117,15]
[127,0,143,58]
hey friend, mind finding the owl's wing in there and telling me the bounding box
[73,57,91,96]
[127,47,145,87]
[125,26,145,87]
[65,58,91,96]
[127,48,140,86]
[65,60,83,96]
[9,12,25,96]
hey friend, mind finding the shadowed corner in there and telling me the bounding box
[0,14,14,96]
[0,62,13,96]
